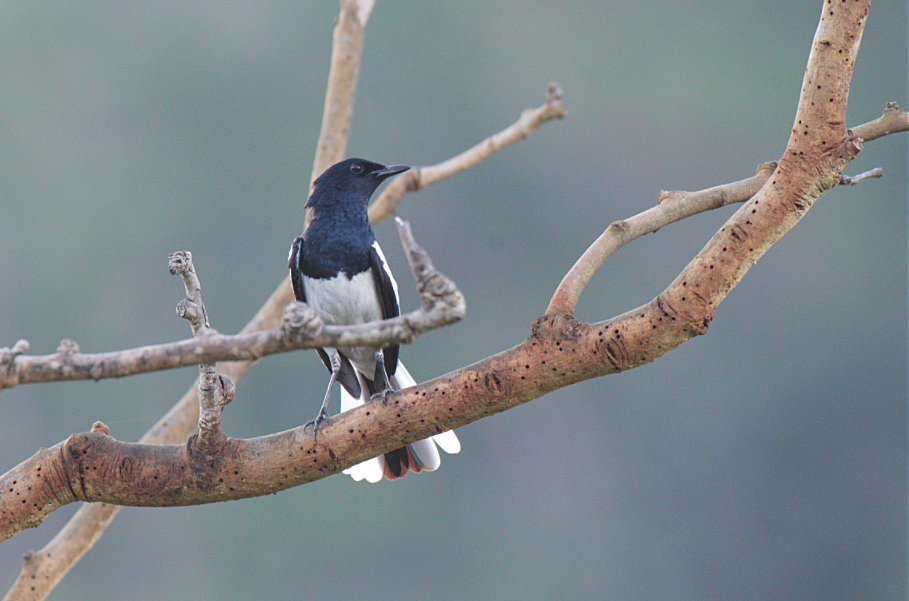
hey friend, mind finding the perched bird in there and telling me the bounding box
[288,158,460,482]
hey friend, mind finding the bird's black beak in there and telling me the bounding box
[373,164,410,180]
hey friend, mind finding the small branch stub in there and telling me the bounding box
[0,339,29,390]
[839,167,883,186]
[169,251,210,334]
[396,217,466,318]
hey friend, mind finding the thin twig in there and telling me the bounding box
[850,102,909,142]
[368,83,566,224]
[839,167,883,185]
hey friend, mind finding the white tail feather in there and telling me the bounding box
[340,361,460,482]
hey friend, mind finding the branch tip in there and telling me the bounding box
[396,219,465,316]
[56,339,80,355]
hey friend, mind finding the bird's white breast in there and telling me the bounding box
[304,271,382,327]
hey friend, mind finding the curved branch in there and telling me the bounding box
[547,95,902,316]
[1,2,879,549]
[547,162,778,315]
[5,3,894,599]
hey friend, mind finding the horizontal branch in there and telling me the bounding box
[0,82,569,601]
[0,219,464,390]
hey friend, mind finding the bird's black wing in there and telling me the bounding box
[368,242,400,376]
[288,236,307,303]
[288,235,361,397]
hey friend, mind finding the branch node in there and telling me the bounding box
[91,421,110,436]
[607,220,631,236]
[90,361,105,381]
[657,190,681,204]
[56,339,80,356]
[169,251,210,334]
[0,339,30,389]
[544,82,566,118]
[756,161,778,175]
[395,217,466,317]
[218,374,236,406]
[167,250,193,277]
[282,301,325,337]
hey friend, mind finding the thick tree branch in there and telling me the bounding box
[0,0,881,546]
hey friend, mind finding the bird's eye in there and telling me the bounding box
[350,162,363,174]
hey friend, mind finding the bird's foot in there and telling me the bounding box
[304,409,330,439]
[369,388,390,404]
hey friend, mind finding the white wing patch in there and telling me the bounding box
[371,240,400,308]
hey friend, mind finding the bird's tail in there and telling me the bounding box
[340,362,460,483]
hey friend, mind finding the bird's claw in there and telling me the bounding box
[370,388,390,404]
[304,409,330,439]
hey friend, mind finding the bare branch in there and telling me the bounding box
[546,99,904,317]
[168,251,211,334]
[839,167,883,185]
[168,252,231,454]
[4,82,562,601]
[1,2,380,594]
[368,83,566,224]
[850,102,909,142]
[546,162,778,316]
[309,0,371,202]
[2,222,463,390]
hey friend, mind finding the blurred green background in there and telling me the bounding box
[1,2,905,600]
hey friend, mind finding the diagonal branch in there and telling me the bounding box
[308,0,372,193]
[547,162,778,316]
[850,101,909,142]
[2,2,887,549]
[368,83,566,224]
[2,3,371,597]
[547,98,906,316]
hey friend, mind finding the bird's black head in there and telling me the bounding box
[306,158,410,210]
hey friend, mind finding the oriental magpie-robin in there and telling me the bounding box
[288,158,460,482]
